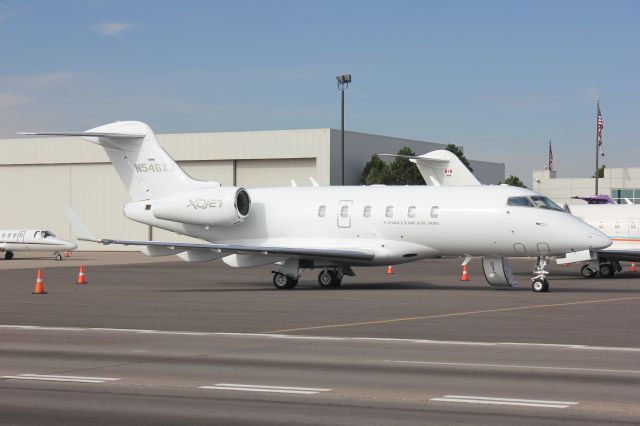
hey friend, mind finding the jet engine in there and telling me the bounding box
[151,187,251,227]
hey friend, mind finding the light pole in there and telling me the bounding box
[336,74,351,185]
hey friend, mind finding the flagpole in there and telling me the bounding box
[595,98,599,195]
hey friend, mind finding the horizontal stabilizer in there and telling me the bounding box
[380,150,480,186]
[18,131,144,138]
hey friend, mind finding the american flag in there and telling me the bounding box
[597,101,604,156]
[548,140,553,171]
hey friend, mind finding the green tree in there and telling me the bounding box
[445,144,473,172]
[387,147,426,185]
[360,154,386,184]
[499,175,527,188]
[360,146,425,185]
[592,164,605,178]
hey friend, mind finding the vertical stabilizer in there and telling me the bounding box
[22,121,218,201]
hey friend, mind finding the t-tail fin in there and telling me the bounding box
[21,121,217,201]
[380,149,481,186]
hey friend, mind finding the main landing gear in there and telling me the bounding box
[271,266,351,290]
[317,268,343,288]
[531,256,550,293]
[581,260,621,279]
[4,251,14,260]
[272,272,298,289]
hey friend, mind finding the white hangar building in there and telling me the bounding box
[0,128,505,250]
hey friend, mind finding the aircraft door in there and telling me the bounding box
[630,219,640,236]
[17,231,26,244]
[337,200,353,228]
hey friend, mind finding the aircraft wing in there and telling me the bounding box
[90,237,375,261]
[597,250,640,263]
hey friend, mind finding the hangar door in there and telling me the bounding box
[236,158,317,188]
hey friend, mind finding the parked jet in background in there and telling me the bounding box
[565,197,640,278]
[22,121,610,292]
[0,229,77,260]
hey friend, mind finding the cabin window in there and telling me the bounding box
[408,206,416,218]
[385,206,394,218]
[430,206,440,218]
[317,205,326,218]
[615,222,620,229]
[599,222,604,229]
[363,205,371,218]
[12,233,16,238]
[507,197,534,207]
[631,221,637,229]
[340,205,349,218]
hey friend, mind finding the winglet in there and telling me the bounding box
[63,205,99,242]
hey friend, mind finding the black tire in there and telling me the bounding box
[4,251,14,260]
[599,263,614,278]
[542,280,550,292]
[581,265,597,279]
[273,273,296,290]
[318,270,338,287]
[54,252,63,261]
[532,279,546,293]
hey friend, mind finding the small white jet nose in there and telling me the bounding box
[587,230,611,251]
[63,240,78,250]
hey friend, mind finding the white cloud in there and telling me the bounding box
[92,21,132,36]
[0,93,32,109]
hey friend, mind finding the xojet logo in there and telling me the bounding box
[187,199,223,209]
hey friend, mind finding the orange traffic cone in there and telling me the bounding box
[33,269,47,294]
[460,264,470,281]
[76,265,87,285]
[631,262,637,273]
[386,265,394,275]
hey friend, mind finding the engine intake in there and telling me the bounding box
[151,187,251,227]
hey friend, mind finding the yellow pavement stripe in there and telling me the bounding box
[263,296,640,334]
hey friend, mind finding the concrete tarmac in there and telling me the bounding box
[1,255,639,424]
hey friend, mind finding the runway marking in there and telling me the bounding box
[385,360,640,374]
[1,324,640,352]
[1,374,121,384]
[198,383,331,395]
[430,395,578,409]
[262,296,640,333]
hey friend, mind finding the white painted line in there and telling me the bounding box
[430,395,578,409]
[215,383,332,392]
[2,374,121,384]
[198,383,332,395]
[386,360,640,375]
[1,324,639,352]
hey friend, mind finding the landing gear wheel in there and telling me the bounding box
[273,273,298,289]
[318,269,340,288]
[599,263,615,278]
[54,252,63,261]
[581,265,597,279]
[532,279,549,293]
[4,251,14,260]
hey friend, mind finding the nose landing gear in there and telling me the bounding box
[531,256,550,292]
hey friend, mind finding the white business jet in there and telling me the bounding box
[563,196,640,278]
[21,121,610,292]
[0,229,77,260]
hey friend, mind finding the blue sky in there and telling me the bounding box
[1,0,638,184]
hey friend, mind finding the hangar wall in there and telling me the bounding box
[0,127,504,251]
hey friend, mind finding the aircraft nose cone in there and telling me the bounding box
[66,240,78,250]
[588,230,611,251]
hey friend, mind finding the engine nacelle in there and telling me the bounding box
[151,187,251,227]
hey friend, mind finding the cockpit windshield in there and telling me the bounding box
[507,196,564,212]
[530,196,564,211]
[42,231,55,238]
